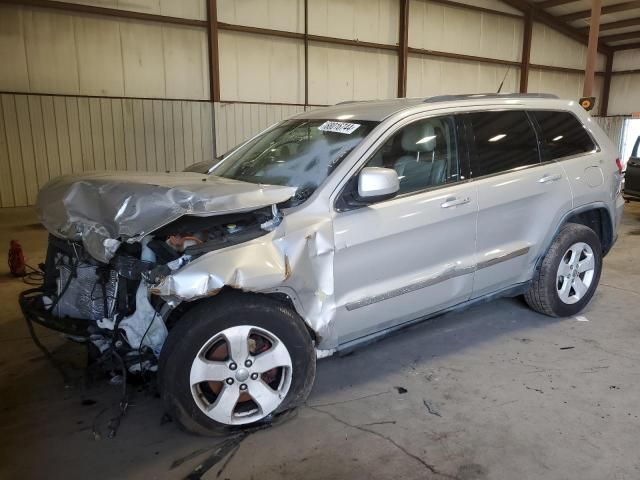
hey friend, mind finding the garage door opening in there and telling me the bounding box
[622,119,640,168]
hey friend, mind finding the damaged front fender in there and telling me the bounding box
[150,215,340,350]
[150,233,288,300]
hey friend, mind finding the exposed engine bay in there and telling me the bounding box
[21,206,278,376]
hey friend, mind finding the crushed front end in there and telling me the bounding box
[20,171,295,378]
[20,234,162,375]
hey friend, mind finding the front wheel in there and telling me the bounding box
[525,223,602,317]
[159,292,316,435]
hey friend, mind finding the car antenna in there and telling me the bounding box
[496,66,511,94]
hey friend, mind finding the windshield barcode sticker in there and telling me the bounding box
[318,121,361,134]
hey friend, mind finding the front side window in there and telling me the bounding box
[213,119,378,204]
[466,110,540,177]
[364,116,460,195]
[531,110,597,161]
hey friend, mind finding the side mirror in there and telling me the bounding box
[357,167,400,203]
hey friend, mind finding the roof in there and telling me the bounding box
[299,98,424,122]
[297,93,562,122]
[526,0,640,52]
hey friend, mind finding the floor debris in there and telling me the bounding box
[525,386,544,394]
[560,346,575,350]
[394,386,408,394]
[184,434,247,480]
[359,420,397,427]
[171,447,216,470]
[176,422,274,478]
[423,400,442,417]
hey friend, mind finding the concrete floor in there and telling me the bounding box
[1,204,640,480]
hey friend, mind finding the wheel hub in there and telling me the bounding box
[235,367,250,382]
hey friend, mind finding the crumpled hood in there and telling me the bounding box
[37,171,297,263]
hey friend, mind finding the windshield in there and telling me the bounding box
[212,119,378,204]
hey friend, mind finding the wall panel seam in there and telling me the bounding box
[0,0,208,27]
[20,6,32,93]
[2,96,17,206]
[48,95,61,178]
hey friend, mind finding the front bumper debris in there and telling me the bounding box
[19,288,92,338]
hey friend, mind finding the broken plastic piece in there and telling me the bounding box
[118,283,168,357]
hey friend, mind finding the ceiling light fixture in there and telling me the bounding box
[488,134,506,142]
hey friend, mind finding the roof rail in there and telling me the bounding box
[334,100,369,106]
[423,93,559,103]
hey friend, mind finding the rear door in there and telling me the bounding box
[463,109,573,297]
[625,136,640,197]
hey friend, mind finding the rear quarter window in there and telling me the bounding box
[465,110,540,177]
[531,110,597,161]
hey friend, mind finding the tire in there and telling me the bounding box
[159,291,316,436]
[525,223,602,317]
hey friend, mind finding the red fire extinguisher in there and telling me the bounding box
[8,240,26,277]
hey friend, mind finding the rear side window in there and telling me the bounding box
[466,111,540,177]
[531,110,596,161]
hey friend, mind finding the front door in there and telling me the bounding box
[331,114,478,345]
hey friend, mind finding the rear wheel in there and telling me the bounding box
[525,223,602,317]
[159,292,316,435]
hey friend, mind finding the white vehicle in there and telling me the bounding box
[23,93,624,434]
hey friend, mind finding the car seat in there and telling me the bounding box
[394,122,446,191]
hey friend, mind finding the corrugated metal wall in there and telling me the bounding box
[0,92,312,207]
[48,0,206,19]
[593,116,625,154]
[218,0,400,105]
[409,0,523,61]
[0,93,213,207]
[0,0,626,207]
[0,4,210,100]
[528,69,604,105]
[609,50,640,116]
[531,22,606,71]
[308,0,399,43]
[609,75,640,116]
[407,57,520,96]
[219,32,306,104]
[529,22,607,113]
[213,102,307,154]
[308,44,398,104]
[406,0,522,96]
[613,50,640,70]
[218,0,303,31]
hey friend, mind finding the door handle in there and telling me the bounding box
[538,173,562,184]
[441,196,471,208]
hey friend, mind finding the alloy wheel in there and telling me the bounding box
[556,241,595,305]
[189,325,293,425]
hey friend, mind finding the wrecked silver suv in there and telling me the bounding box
[21,94,624,434]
